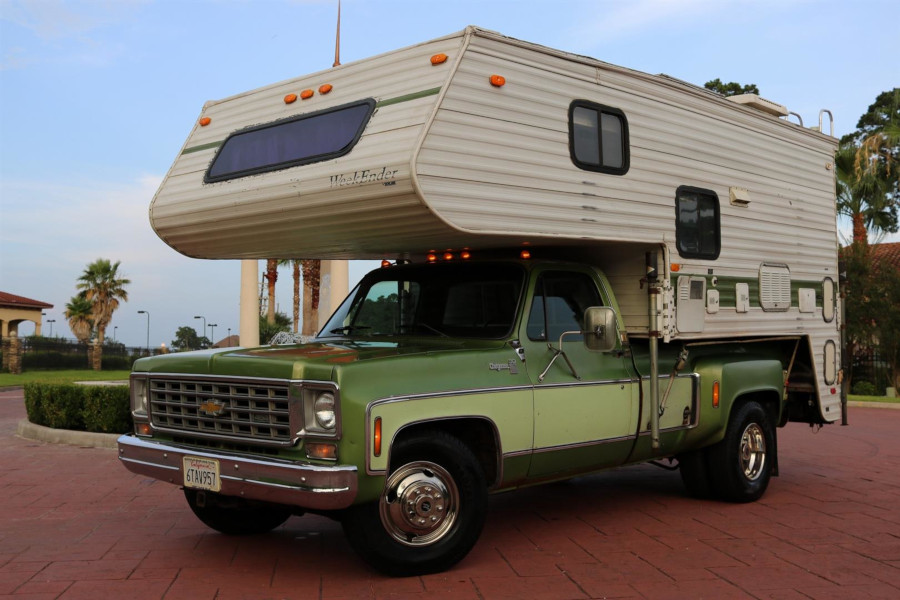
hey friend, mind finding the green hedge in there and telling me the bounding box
[24,383,131,434]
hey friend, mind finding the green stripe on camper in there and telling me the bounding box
[182,141,222,155]
[181,87,442,156]
[375,87,441,108]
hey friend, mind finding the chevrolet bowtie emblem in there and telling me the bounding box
[199,399,226,416]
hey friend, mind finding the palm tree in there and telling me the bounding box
[835,144,896,244]
[77,258,130,370]
[263,259,292,325]
[65,294,94,345]
[292,260,301,334]
[301,259,321,336]
[264,259,278,325]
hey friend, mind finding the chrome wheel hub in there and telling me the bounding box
[740,422,766,481]
[380,461,458,546]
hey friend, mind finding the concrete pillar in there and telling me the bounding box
[318,260,350,330]
[240,260,260,347]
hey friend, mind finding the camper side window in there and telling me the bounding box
[675,186,720,260]
[568,101,629,175]
[205,99,375,183]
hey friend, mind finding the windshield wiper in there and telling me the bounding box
[328,325,372,335]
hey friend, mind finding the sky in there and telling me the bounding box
[1,0,898,349]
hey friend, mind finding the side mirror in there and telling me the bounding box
[584,306,618,353]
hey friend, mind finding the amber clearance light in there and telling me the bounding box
[490,74,506,87]
[284,93,298,104]
[198,117,211,127]
[300,89,314,100]
[431,53,448,65]
[319,84,333,95]
[374,417,382,457]
[712,381,720,408]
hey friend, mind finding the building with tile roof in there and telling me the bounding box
[0,292,54,338]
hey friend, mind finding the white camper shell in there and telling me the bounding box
[150,26,841,421]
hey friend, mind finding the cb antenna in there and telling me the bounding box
[333,0,341,67]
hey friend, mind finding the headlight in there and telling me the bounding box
[314,392,336,430]
[130,376,149,418]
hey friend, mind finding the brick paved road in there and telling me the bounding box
[2,387,899,599]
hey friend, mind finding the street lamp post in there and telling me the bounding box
[137,311,150,355]
[113,326,118,342]
[194,315,207,347]
[47,319,55,337]
[209,324,218,345]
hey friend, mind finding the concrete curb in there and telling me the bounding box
[848,400,900,410]
[16,419,119,449]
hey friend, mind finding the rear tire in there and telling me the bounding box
[707,401,775,502]
[342,430,487,576]
[183,489,292,535]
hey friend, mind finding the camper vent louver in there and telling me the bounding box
[759,263,791,312]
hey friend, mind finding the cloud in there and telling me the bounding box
[0,0,143,69]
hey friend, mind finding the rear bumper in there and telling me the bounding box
[117,435,357,510]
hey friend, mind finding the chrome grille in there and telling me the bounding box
[148,377,294,445]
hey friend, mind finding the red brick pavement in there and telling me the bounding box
[1,387,898,599]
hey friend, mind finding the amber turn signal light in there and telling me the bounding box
[712,381,720,408]
[374,417,382,457]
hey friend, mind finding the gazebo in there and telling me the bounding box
[1,291,53,374]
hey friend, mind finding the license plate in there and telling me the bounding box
[183,457,221,492]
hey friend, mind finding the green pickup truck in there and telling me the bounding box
[119,256,815,575]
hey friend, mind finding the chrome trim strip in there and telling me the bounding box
[530,434,634,454]
[117,435,357,510]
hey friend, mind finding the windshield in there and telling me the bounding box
[320,263,525,340]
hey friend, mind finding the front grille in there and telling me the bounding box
[149,378,294,445]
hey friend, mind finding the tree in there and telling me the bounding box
[264,259,279,325]
[301,259,321,336]
[835,90,900,245]
[292,260,301,334]
[76,258,130,370]
[171,326,210,351]
[872,261,900,391]
[259,311,292,344]
[65,294,94,345]
[835,143,897,244]
[704,78,759,97]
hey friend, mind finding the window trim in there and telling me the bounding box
[674,185,721,260]
[204,98,376,184]
[568,100,630,176]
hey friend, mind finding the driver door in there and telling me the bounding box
[521,267,639,479]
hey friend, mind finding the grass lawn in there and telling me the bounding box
[849,394,900,404]
[0,370,131,388]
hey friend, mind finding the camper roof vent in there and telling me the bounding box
[727,94,789,117]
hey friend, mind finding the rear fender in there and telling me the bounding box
[691,358,784,447]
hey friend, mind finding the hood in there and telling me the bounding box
[132,338,505,381]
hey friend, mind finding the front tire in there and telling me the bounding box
[183,489,292,535]
[342,430,487,576]
[707,401,775,502]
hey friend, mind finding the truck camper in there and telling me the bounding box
[120,26,842,575]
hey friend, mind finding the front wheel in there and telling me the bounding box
[341,430,487,576]
[707,401,775,502]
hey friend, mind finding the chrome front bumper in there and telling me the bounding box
[117,435,357,510]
